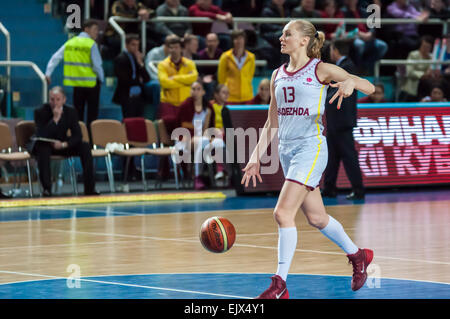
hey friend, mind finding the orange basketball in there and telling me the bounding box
[199,217,236,253]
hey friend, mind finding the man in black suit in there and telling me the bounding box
[322,39,365,200]
[113,34,151,181]
[113,34,151,119]
[33,87,97,197]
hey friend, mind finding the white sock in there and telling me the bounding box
[275,227,297,282]
[320,215,358,255]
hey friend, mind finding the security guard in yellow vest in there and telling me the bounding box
[45,20,104,136]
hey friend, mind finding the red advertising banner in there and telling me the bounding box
[224,104,450,194]
[337,105,450,188]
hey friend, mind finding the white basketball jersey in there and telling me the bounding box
[273,58,328,141]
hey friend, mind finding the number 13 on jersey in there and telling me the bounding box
[282,87,295,103]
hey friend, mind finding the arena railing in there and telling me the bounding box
[108,15,450,54]
[146,59,268,77]
[0,22,11,117]
[374,60,450,79]
[0,61,48,111]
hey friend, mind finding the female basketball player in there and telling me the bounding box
[241,20,375,299]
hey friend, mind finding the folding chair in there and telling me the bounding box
[155,119,183,189]
[0,122,33,197]
[79,121,115,193]
[90,119,148,191]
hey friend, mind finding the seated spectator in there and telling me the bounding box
[218,29,255,104]
[197,33,223,78]
[177,81,225,189]
[341,0,388,73]
[387,0,429,59]
[292,0,321,18]
[33,87,97,197]
[113,34,150,119]
[188,0,233,50]
[319,0,345,40]
[417,68,445,101]
[143,34,175,119]
[156,0,192,38]
[110,0,151,34]
[197,33,223,100]
[210,84,229,136]
[421,83,448,102]
[145,34,173,81]
[357,83,386,103]
[248,79,271,105]
[183,33,200,60]
[157,35,198,135]
[399,35,434,102]
[260,0,291,49]
[105,0,156,57]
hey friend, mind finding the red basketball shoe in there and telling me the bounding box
[347,248,374,291]
[256,275,289,299]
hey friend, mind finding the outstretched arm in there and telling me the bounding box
[317,62,375,109]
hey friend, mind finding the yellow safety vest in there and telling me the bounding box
[63,36,97,87]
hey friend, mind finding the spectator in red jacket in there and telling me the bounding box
[188,0,233,37]
[319,0,344,40]
[357,83,386,103]
[176,81,225,189]
[188,0,233,51]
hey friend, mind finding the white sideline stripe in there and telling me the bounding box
[45,229,450,266]
[0,270,252,299]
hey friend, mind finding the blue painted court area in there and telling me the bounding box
[0,273,448,299]
[2,189,450,222]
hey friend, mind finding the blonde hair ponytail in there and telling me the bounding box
[308,31,325,59]
[292,20,326,59]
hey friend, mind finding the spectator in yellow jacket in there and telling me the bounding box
[218,29,255,104]
[158,35,198,134]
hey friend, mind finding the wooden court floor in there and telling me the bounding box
[0,192,449,298]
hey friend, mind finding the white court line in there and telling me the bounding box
[0,270,252,299]
[45,228,450,266]
[0,239,144,251]
[42,206,144,216]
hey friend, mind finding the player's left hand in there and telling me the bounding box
[329,78,356,110]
